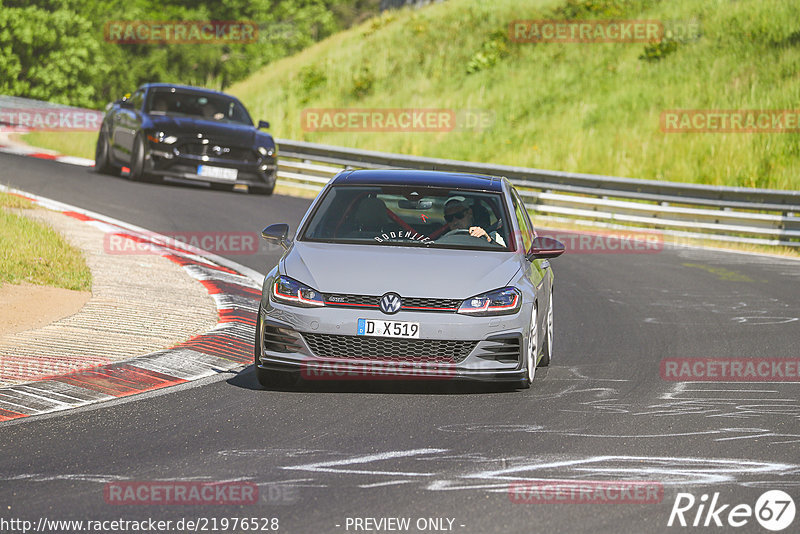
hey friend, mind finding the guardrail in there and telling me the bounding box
[2,92,797,248]
[276,138,800,248]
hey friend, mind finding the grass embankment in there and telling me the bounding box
[230,0,800,190]
[23,0,800,189]
[0,192,92,291]
[18,132,96,161]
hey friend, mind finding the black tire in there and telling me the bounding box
[209,182,234,192]
[249,183,275,195]
[539,292,553,367]
[520,303,538,389]
[254,304,299,388]
[129,134,150,182]
[94,129,118,175]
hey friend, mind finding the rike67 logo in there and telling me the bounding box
[668,490,795,531]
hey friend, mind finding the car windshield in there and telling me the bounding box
[301,185,513,251]
[145,89,252,125]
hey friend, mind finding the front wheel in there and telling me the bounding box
[539,292,553,367]
[129,134,150,182]
[521,303,538,389]
[249,183,275,195]
[94,130,118,175]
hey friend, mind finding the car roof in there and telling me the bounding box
[331,169,504,192]
[140,83,238,99]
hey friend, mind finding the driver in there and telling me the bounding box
[443,196,505,246]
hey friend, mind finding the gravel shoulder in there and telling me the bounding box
[0,207,218,386]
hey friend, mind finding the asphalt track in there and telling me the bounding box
[1,152,799,534]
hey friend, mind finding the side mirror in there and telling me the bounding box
[118,97,133,109]
[261,223,290,250]
[258,120,270,130]
[527,236,565,260]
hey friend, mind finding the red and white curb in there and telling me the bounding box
[0,142,95,167]
[0,186,264,423]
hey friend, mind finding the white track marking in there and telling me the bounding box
[282,448,447,477]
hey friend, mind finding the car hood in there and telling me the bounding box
[149,115,255,145]
[282,242,522,298]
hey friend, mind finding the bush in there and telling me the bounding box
[639,39,679,62]
[466,30,509,74]
[351,65,374,98]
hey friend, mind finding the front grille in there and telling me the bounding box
[301,333,477,363]
[324,294,378,307]
[176,143,256,162]
[323,294,460,312]
[402,297,461,310]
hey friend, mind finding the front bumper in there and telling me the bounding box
[147,144,277,188]
[257,299,532,383]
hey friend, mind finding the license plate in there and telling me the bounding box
[357,319,419,338]
[197,165,238,181]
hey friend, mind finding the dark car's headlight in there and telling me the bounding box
[146,131,177,144]
[457,287,521,316]
[271,276,325,307]
[257,146,275,157]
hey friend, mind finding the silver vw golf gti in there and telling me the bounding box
[255,169,565,388]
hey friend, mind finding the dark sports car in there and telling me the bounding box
[94,83,277,194]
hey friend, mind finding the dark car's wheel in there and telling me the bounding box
[209,182,235,192]
[521,302,538,389]
[129,134,151,182]
[254,303,299,388]
[94,129,118,175]
[539,292,553,367]
[249,183,275,195]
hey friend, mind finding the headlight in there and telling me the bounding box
[146,131,178,144]
[271,276,325,307]
[457,287,521,316]
[258,146,275,157]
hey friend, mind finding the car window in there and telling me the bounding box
[301,185,513,252]
[130,89,144,110]
[510,188,534,252]
[145,89,253,125]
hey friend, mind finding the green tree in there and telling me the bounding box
[0,4,108,107]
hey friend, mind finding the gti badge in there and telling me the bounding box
[211,145,230,155]
[379,293,402,314]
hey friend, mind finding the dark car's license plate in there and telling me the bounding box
[198,165,237,181]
